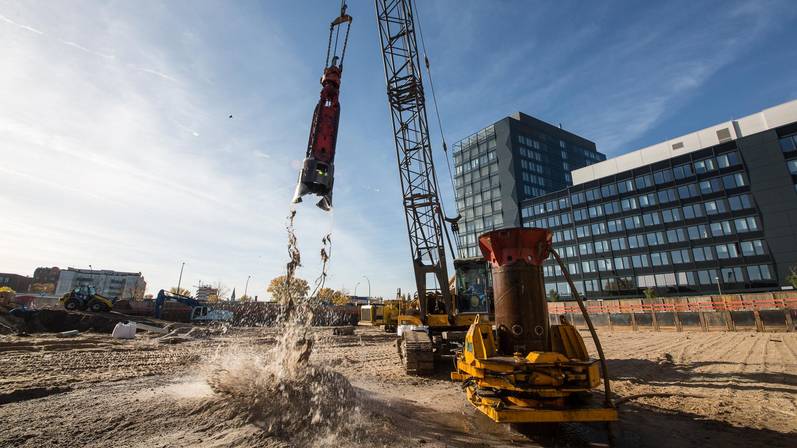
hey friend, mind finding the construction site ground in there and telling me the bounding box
[0,325,795,447]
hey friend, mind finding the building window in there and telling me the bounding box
[643,211,661,226]
[722,173,747,189]
[624,215,642,229]
[715,243,739,259]
[628,235,647,249]
[697,269,719,285]
[646,231,666,246]
[682,203,705,219]
[747,264,773,281]
[670,249,691,264]
[617,179,634,194]
[740,240,766,256]
[632,254,649,268]
[673,163,694,179]
[694,158,716,174]
[677,183,699,199]
[704,199,728,215]
[692,246,714,262]
[779,133,797,152]
[687,224,709,240]
[717,151,740,168]
[662,207,683,223]
[607,218,624,233]
[635,174,653,190]
[601,183,617,197]
[734,216,759,233]
[621,197,639,211]
[651,252,670,266]
[699,178,722,194]
[657,188,678,204]
[666,228,687,243]
[710,221,733,237]
[728,194,753,211]
[639,193,657,208]
[787,159,797,175]
[654,169,674,185]
[721,267,744,283]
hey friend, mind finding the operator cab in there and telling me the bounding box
[454,257,492,314]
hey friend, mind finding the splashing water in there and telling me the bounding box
[202,209,360,445]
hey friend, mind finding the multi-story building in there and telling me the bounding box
[55,268,146,299]
[453,113,606,258]
[521,99,797,299]
[0,273,33,292]
[30,266,61,293]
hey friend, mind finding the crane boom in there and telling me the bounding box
[374,0,452,319]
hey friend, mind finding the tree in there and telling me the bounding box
[238,295,253,302]
[169,287,191,297]
[643,287,657,299]
[548,289,560,302]
[788,265,797,289]
[267,275,309,304]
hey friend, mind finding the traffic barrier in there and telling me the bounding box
[548,293,797,333]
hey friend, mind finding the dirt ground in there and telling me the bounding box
[0,326,795,447]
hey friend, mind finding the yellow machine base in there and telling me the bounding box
[465,388,618,424]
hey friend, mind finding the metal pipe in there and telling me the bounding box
[550,248,614,408]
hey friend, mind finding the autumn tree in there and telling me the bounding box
[267,275,309,304]
[316,287,349,305]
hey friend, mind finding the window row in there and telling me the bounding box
[544,264,775,297]
[525,193,755,231]
[551,217,761,258]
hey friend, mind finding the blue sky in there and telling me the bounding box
[1,0,796,299]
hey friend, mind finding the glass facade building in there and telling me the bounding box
[452,113,606,258]
[520,100,797,299]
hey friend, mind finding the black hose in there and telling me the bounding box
[550,248,614,408]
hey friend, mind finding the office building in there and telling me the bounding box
[55,268,147,299]
[520,100,797,298]
[453,113,606,258]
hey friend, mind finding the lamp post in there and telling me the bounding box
[354,281,361,298]
[715,276,722,296]
[362,275,371,300]
[177,262,186,295]
[244,275,251,299]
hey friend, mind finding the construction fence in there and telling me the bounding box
[548,291,797,332]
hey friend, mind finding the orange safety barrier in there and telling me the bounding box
[548,297,797,315]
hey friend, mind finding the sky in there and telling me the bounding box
[1,0,796,300]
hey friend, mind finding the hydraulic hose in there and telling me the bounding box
[550,248,614,408]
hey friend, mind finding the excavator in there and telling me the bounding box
[295,0,618,428]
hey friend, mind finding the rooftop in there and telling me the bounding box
[572,99,797,185]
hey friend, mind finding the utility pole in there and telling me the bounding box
[362,275,371,300]
[244,275,251,299]
[177,262,186,295]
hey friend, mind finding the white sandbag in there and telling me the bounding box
[112,321,137,339]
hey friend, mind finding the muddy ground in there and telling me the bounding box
[0,326,795,447]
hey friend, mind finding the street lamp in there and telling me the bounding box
[177,262,186,295]
[244,275,251,299]
[354,281,361,297]
[715,276,722,296]
[362,275,371,300]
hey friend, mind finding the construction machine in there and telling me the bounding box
[451,228,617,425]
[60,285,115,312]
[373,0,495,375]
[154,289,234,323]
